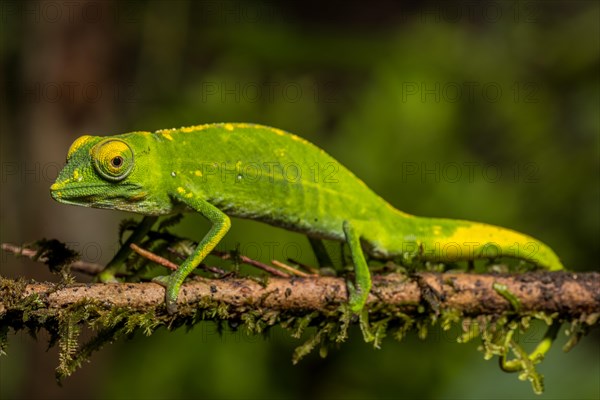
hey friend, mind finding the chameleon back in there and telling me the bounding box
[131,123,395,242]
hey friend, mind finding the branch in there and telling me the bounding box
[1,242,104,275]
[2,241,598,392]
[1,271,598,318]
[2,242,598,318]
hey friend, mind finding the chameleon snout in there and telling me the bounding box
[50,181,65,200]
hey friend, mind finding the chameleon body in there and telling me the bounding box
[51,123,564,313]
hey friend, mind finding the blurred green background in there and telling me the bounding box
[1,1,598,399]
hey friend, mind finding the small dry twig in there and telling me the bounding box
[1,243,104,275]
[271,260,313,277]
[130,243,178,271]
[211,249,290,278]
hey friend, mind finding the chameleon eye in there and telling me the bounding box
[111,156,123,168]
[91,139,134,181]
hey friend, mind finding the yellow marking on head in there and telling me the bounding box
[67,135,94,160]
[51,180,70,190]
[73,170,80,181]
[177,187,186,194]
[185,193,193,198]
[161,132,173,141]
[224,123,234,131]
[234,123,250,128]
[194,170,202,177]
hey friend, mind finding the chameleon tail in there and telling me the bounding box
[388,215,564,271]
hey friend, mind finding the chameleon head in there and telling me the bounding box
[50,134,168,214]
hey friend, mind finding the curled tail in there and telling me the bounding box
[384,215,564,270]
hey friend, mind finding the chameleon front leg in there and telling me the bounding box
[153,196,231,314]
[342,220,372,314]
[99,215,158,283]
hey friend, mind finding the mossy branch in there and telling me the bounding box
[0,271,598,318]
[1,241,598,393]
[2,242,598,318]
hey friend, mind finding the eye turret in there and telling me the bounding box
[91,139,134,181]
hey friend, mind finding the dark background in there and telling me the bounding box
[1,1,598,399]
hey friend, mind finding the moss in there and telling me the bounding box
[1,228,597,393]
[563,314,599,352]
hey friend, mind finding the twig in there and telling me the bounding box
[286,258,320,274]
[271,260,313,277]
[130,244,179,271]
[2,242,288,278]
[1,243,104,275]
[133,245,232,277]
[165,247,230,276]
[211,249,290,278]
[167,246,290,277]
[199,264,231,277]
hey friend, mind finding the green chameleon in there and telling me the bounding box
[51,123,564,315]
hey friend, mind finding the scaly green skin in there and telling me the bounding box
[51,123,564,314]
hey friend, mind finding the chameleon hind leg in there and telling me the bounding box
[98,216,158,283]
[153,196,231,314]
[307,237,334,268]
[342,220,372,313]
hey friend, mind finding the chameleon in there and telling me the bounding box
[50,123,564,314]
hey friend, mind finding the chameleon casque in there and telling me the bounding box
[51,123,564,314]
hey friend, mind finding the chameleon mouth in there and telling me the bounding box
[51,184,106,200]
[50,183,141,202]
